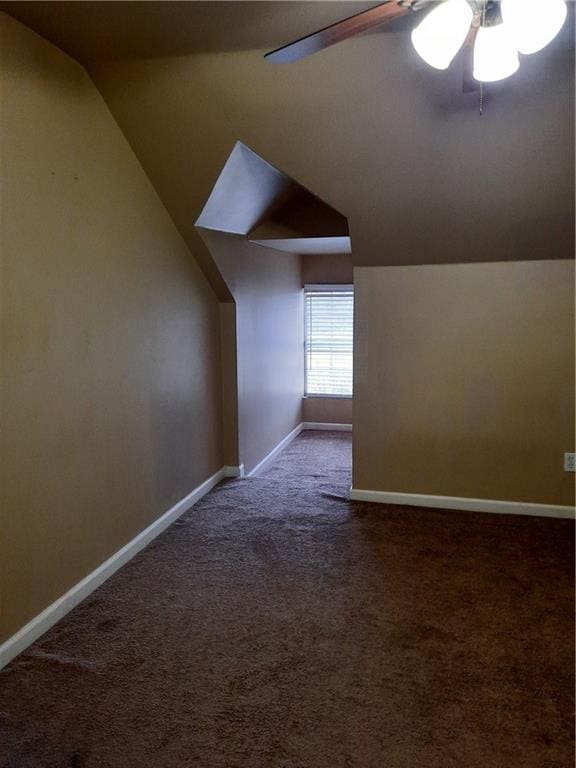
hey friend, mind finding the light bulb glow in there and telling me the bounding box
[501,0,567,55]
[473,23,520,82]
[411,0,474,70]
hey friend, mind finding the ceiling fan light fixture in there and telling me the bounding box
[501,0,567,55]
[411,0,474,70]
[473,23,520,82]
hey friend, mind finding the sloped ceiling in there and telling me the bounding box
[196,141,350,253]
[249,188,349,240]
[250,237,352,255]
[0,1,380,62]
[196,140,351,257]
[195,141,295,235]
[5,1,574,271]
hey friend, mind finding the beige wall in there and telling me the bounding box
[199,231,303,474]
[302,254,353,286]
[0,14,223,643]
[219,302,240,467]
[354,261,575,506]
[302,397,352,425]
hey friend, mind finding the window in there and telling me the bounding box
[304,285,353,397]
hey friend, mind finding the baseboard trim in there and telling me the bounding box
[223,464,244,479]
[302,422,352,431]
[0,467,227,671]
[349,488,575,519]
[246,423,303,477]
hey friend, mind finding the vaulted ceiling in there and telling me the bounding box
[4,1,574,279]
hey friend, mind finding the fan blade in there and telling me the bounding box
[265,1,413,64]
[462,23,480,92]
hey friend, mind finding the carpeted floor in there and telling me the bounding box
[1,431,574,768]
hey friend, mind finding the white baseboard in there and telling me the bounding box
[0,467,227,671]
[349,487,575,519]
[302,422,352,431]
[246,423,303,477]
[223,464,244,479]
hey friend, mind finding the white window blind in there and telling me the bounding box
[304,286,353,397]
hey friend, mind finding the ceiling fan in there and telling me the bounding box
[265,0,568,91]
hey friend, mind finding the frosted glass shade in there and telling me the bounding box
[411,0,474,70]
[473,23,520,82]
[501,0,567,55]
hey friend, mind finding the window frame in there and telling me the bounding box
[303,283,354,399]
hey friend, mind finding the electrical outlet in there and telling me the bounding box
[564,453,576,472]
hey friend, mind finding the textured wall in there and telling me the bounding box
[0,13,223,642]
[353,261,575,506]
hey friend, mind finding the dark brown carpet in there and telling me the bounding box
[1,431,574,768]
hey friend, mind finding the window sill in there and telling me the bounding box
[303,394,353,400]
